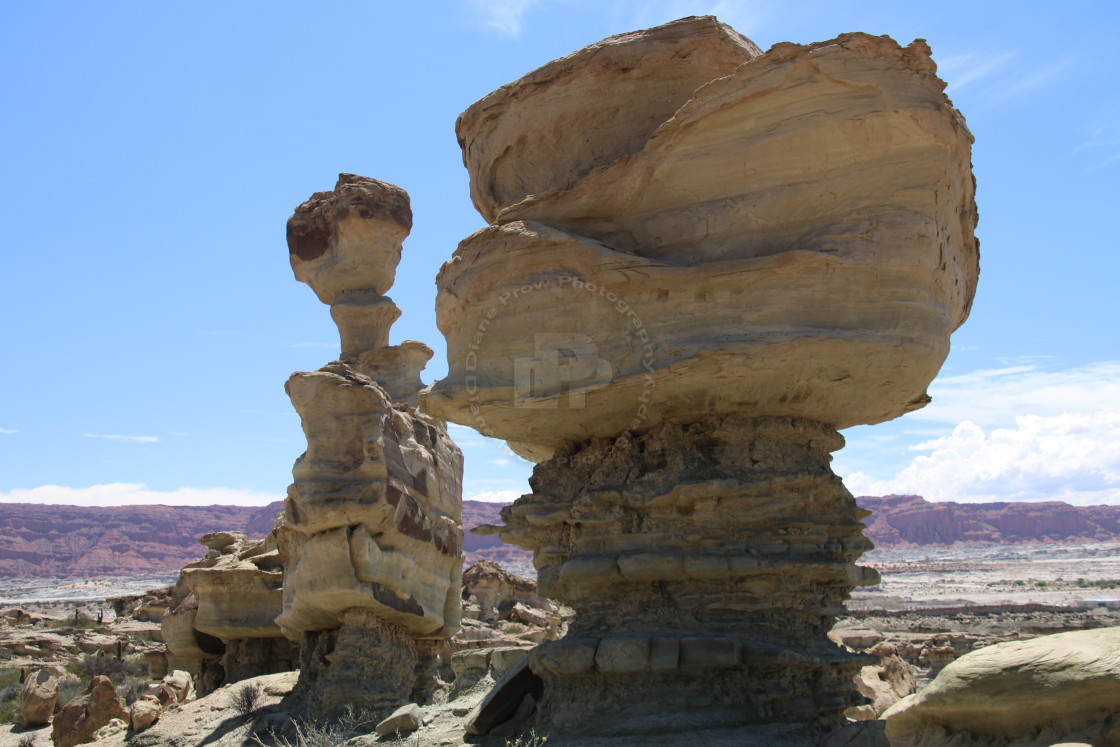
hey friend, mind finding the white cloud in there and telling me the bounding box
[82,433,160,443]
[995,53,1076,101]
[0,427,17,434]
[0,483,283,507]
[465,0,542,37]
[938,51,1013,92]
[490,457,511,466]
[465,488,523,503]
[844,410,1120,506]
[839,361,1120,505]
[916,361,1120,427]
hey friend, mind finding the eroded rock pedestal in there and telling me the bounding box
[279,174,464,717]
[423,16,978,743]
[503,418,877,741]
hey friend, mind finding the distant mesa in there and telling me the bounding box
[2,496,1119,581]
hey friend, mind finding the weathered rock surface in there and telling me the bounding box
[461,560,540,623]
[883,627,1120,746]
[287,173,432,405]
[51,675,129,747]
[278,175,464,719]
[423,18,978,463]
[19,667,59,727]
[161,531,289,690]
[128,694,163,732]
[848,642,916,719]
[422,14,975,743]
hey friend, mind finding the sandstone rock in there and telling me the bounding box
[883,627,1120,745]
[287,173,410,305]
[374,702,423,736]
[51,675,129,747]
[422,21,977,463]
[161,531,288,690]
[19,666,59,727]
[278,175,464,719]
[421,15,975,742]
[849,642,916,718]
[462,560,538,623]
[162,670,195,704]
[276,367,463,640]
[129,694,163,732]
[93,718,127,741]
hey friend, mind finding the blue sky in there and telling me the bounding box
[1,1,1118,507]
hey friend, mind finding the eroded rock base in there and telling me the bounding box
[499,416,879,741]
[296,607,419,718]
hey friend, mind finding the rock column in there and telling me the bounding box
[279,174,464,717]
[422,17,978,743]
[501,417,878,740]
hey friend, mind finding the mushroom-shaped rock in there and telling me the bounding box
[420,15,976,744]
[422,22,978,462]
[278,176,465,719]
[287,173,411,305]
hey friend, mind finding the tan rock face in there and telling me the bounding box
[422,20,978,462]
[51,675,129,747]
[287,173,411,304]
[278,175,464,718]
[422,15,976,743]
[277,364,463,640]
[161,532,285,690]
[19,666,59,727]
[883,627,1120,746]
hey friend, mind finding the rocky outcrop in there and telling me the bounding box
[861,494,1120,546]
[847,642,917,720]
[19,666,59,727]
[277,174,464,718]
[422,15,976,743]
[160,531,290,690]
[883,627,1120,745]
[51,675,129,747]
[461,560,539,623]
[423,18,978,464]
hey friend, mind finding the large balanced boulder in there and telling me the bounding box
[19,667,59,727]
[883,627,1120,745]
[51,675,129,747]
[420,14,976,744]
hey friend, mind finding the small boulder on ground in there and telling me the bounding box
[19,667,59,727]
[374,703,423,736]
[162,669,195,703]
[51,675,129,747]
[129,694,163,732]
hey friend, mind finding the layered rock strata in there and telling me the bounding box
[279,174,464,717]
[502,417,879,740]
[161,531,293,693]
[422,15,977,742]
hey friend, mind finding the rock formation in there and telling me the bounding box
[277,174,464,717]
[51,675,130,747]
[161,531,294,693]
[422,16,978,743]
[19,666,59,727]
[883,627,1120,745]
